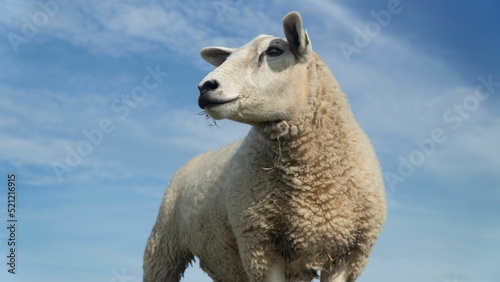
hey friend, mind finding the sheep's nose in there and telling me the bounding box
[198,79,219,95]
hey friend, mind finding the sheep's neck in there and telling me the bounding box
[257,60,360,192]
[278,107,357,190]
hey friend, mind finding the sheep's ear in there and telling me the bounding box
[200,47,235,67]
[283,11,312,60]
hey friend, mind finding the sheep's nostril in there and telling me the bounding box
[199,79,219,95]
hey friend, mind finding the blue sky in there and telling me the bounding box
[0,1,499,281]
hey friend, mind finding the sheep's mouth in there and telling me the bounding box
[198,97,238,109]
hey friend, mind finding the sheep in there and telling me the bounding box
[144,11,386,282]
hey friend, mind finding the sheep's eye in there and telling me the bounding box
[265,47,284,57]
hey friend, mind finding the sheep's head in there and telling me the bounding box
[198,11,313,126]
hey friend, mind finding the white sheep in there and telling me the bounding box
[144,11,386,282]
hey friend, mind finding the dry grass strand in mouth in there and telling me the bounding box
[197,111,219,128]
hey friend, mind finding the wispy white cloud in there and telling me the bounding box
[0,82,248,186]
[1,0,282,61]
